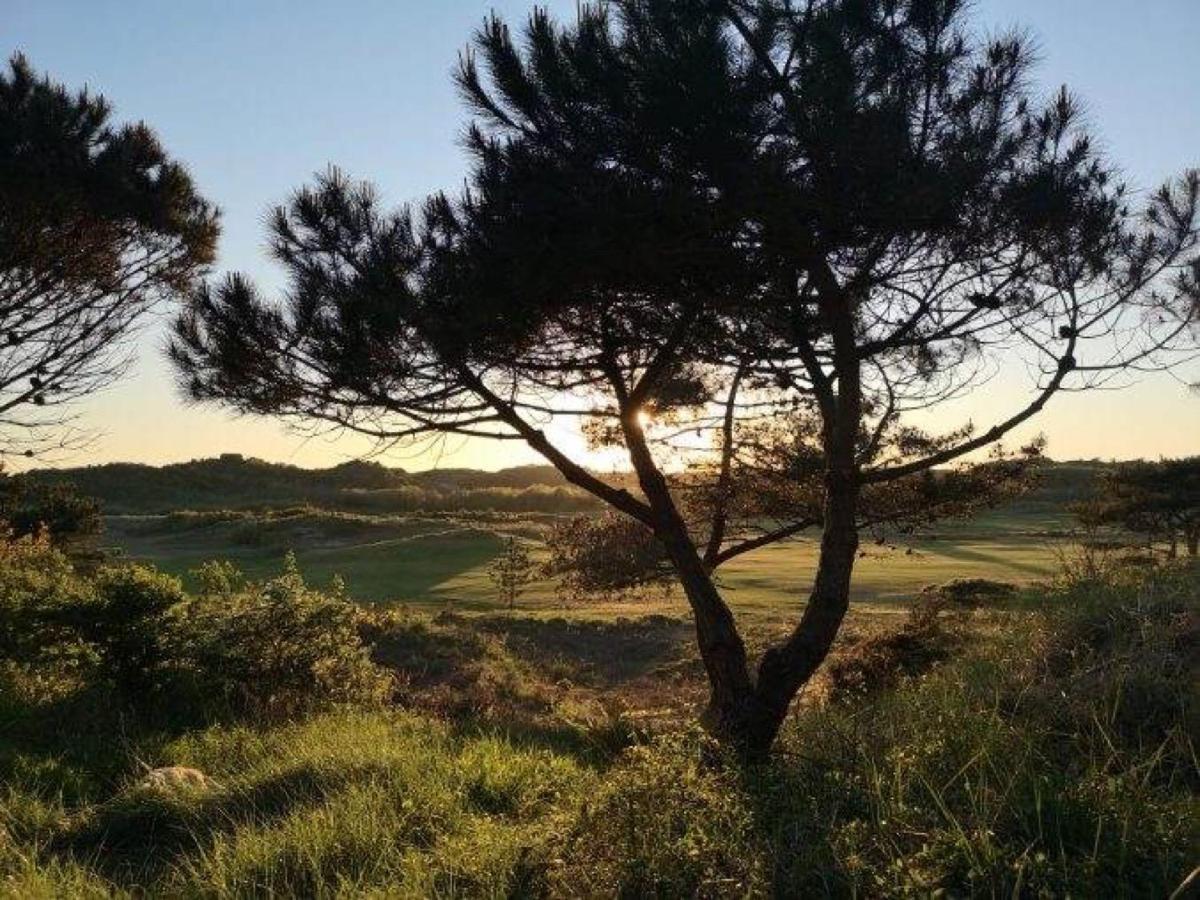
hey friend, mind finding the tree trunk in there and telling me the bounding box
[617,406,759,742]
[1187,530,1198,558]
[647,459,861,759]
[610,298,864,757]
[660,527,758,740]
[742,468,860,757]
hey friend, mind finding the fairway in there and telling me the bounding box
[104,506,1065,621]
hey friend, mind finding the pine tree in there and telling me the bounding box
[0,54,217,458]
[172,0,1198,754]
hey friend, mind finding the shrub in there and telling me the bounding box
[171,554,392,717]
[824,622,956,701]
[0,536,188,699]
[68,566,186,695]
[919,577,1016,609]
[0,530,84,666]
[548,732,766,897]
[543,513,673,602]
[189,560,246,599]
[0,477,101,545]
[0,538,390,720]
[823,579,976,701]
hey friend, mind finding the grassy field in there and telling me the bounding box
[3,542,1195,897]
[103,504,1068,624]
[4,465,1195,897]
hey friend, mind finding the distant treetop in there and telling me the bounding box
[0,53,218,460]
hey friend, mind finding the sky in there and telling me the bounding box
[6,0,1200,471]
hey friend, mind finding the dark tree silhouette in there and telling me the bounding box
[0,54,217,458]
[172,0,1199,755]
[1076,458,1200,558]
[0,474,100,545]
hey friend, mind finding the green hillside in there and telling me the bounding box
[22,455,600,515]
[24,454,1111,517]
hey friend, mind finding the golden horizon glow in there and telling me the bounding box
[24,336,1199,475]
[11,0,1196,475]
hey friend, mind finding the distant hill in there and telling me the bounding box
[21,454,1112,519]
[21,454,600,515]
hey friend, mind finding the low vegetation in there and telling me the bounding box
[2,531,1195,897]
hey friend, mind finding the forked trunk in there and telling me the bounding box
[695,469,861,759]
[620,412,760,742]
[620,364,861,758]
[746,470,859,756]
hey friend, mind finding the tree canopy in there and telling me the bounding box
[1076,458,1200,557]
[172,0,1199,754]
[0,54,217,457]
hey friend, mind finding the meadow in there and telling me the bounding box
[5,460,1195,898]
[102,504,1067,624]
[40,455,1088,621]
[2,531,1195,897]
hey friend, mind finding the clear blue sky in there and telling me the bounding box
[8,1,1200,470]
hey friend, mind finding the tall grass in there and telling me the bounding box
[2,558,1196,897]
[552,562,1198,897]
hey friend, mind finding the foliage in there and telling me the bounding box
[487,536,535,610]
[0,529,85,670]
[1075,456,1200,556]
[550,732,766,897]
[1,558,1196,896]
[169,0,1199,752]
[22,455,600,515]
[0,54,217,456]
[545,564,1199,897]
[0,475,100,545]
[166,554,392,717]
[0,536,390,719]
[543,512,673,601]
[189,559,246,599]
[69,565,185,695]
[824,609,957,702]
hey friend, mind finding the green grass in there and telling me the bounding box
[104,512,509,605]
[3,562,1196,897]
[103,505,1066,622]
[1,709,596,898]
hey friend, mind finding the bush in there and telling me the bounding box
[824,622,955,701]
[823,579,976,701]
[548,732,766,897]
[0,537,390,721]
[919,577,1017,609]
[543,513,673,601]
[171,555,392,717]
[0,477,101,545]
[68,566,185,695]
[0,530,84,667]
[1,550,188,700]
